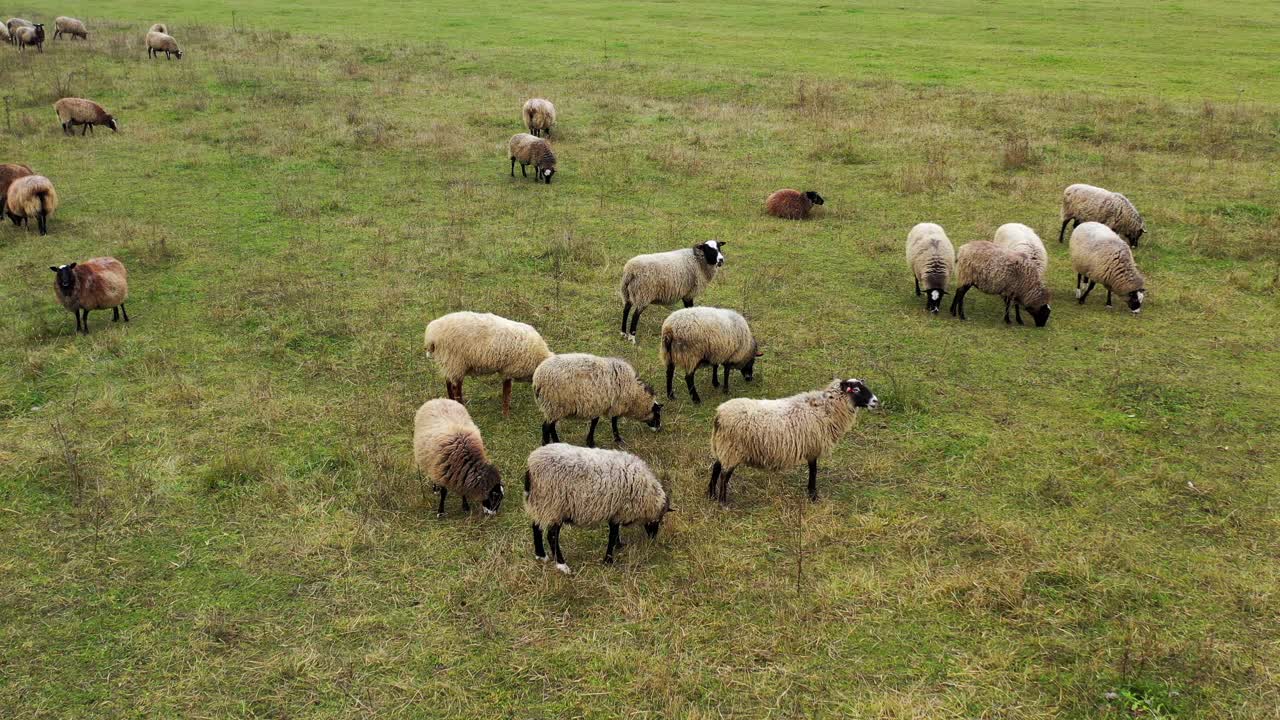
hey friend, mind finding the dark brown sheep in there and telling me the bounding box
[0,164,34,207]
[765,189,824,220]
[50,258,130,334]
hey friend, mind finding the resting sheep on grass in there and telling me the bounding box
[1070,222,1146,313]
[524,443,670,574]
[619,240,724,343]
[532,353,662,447]
[522,98,556,138]
[766,189,824,220]
[423,311,552,417]
[949,241,1052,327]
[50,258,129,334]
[709,378,879,503]
[54,98,119,136]
[905,222,955,313]
[1059,183,1145,247]
[660,307,760,403]
[15,24,44,52]
[146,31,183,59]
[413,398,504,518]
[5,175,58,235]
[54,17,88,40]
[508,133,556,183]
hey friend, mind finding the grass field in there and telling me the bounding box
[2,1,1279,717]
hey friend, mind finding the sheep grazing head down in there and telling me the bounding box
[480,476,505,515]
[105,115,119,132]
[804,191,825,206]
[926,288,948,314]
[1027,303,1051,327]
[697,240,725,267]
[50,263,77,293]
[541,166,553,184]
[741,343,764,382]
[840,378,880,410]
[1127,289,1145,314]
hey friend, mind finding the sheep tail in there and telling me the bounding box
[523,470,531,499]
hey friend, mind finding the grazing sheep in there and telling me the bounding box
[765,189,825,220]
[619,240,725,342]
[148,23,168,34]
[659,307,761,403]
[423,311,553,417]
[413,398,504,518]
[54,17,88,40]
[1059,183,1146,247]
[992,222,1048,324]
[49,258,129,334]
[522,98,556,138]
[532,353,662,447]
[5,175,58,235]
[949,241,1052,327]
[0,23,10,43]
[905,222,955,313]
[15,24,44,52]
[146,31,182,59]
[0,164,34,205]
[508,133,556,183]
[524,443,670,574]
[53,98,119,136]
[1070,222,1147,313]
[709,378,879,503]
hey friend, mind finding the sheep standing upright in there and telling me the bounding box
[15,23,44,52]
[949,241,1052,327]
[423,311,552,417]
[53,98,119,136]
[619,240,724,342]
[524,443,670,574]
[1070,222,1147,313]
[522,98,557,138]
[532,353,661,447]
[1059,183,1146,247]
[905,222,955,313]
[0,22,11,43]
[765,189,824,220]
[146,31,183,59]
[413,398,504,518]
[659,306,760,403]
[710,378,879,503]
[0,164,34,204]
[50,258,129,334]
[508,133,556,183]
[5,175,58,235]
[54,17,88,40]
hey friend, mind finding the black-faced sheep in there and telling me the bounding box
[522,98,556,138]
[1070,222,1147,313]
[905,222,955,313]
[6,175,58,235]
[413,398,503,518]
[15,23,44,52]
[766,189,824,220]
[619,240,724,343]
[54,17,88,40]
[53,98,119,136]
[659,306,760,403]
[6,18,33,42]
[50,258,129,334]
[508,133,556,183]
[146,31,183,59]
[423,311,552,417]
[1059,183,1146,247]
[950,241,1051,327]
[532,353,662,447]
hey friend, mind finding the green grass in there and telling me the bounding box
[2,2,1279,717]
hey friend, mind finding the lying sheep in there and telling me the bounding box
[54,17,88,40]
[148,23,168,34]
[15,23,44,52]
[0,164,34,205]
[146,31,183,59]
[50,258,129,334]
[659,307,760,403]
[54,98,119,136]
[710,378,879,503]
[765,189,824,220]
[905,222,955,313]
[423,311,552,417]
[619,240,724,343]
[532,353,662,447]
[1059,183,1145,247]
[524,443,670,574]
[5,175,58,235]
[1070,222,1147,313]
[508,133,556,183]
[413,398,504,518]
[522,98,556,138]
[949,241,1051,327]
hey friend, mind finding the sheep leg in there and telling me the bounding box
[502,379,512,418]
[1105,289,1113,308]
[685,373,700,404]
[1003,296,1012,324]
[521,163,528,178]
[73,309,83,333]
[1014,304,1024,325]
[1079,281,1096,304]
[585,417,600,448]
[436,487,448,517]
[81,124,88,136]
[80,309,91,334]
[719,467,735,504]
[38,213,48,235]
[807,459,820,502]
[604,522,620,564]
[628,306,643,338]
[549,524,569,573]
[113,307,120,322]
[722,366,730,394]
[461,497,471,513]
[455,378,464,404]
[1059,218,1071,242]
[621,302,632,339]
[914,276,921,296]
[951,284,971,320]
[711,364,719,387]
[665,362,675,399]
[611,416,624,445]
[509,157,515,176]
[120,305,129,322]
[541,422,554,445]
[682,298,693,308]
[531,523,546,561]
[708,461,722,499]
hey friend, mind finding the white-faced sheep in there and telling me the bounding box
[905,222,955,313]
[522,98,556,138]
[5,175,58,235]
[1059,183,1146,247]
[146,31,183,59]
[508,133,556,183]
[413,398,504,518]
[532,353,662,447]
[709,378,879,503]
[54,98,119,136]
[148,23,168,34]
[50,258,129,334]
[766,189,825,220]
[15,23,44,52]
[423,311,552,417]
[524,443,670,574]
[659,307,761,403]
[1070,222,1147,313]
[949,241,1052,327]
[54,17,88,40]
[619,240,724,342]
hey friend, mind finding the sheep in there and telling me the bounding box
[524,443,670,574]
[619,240,725,343]
[949,241,1052,327]
[148,23,168,34]
[5,175,58,236]
[53,98,119,136]
[765,189,824,220]
[1070,222,1147,313]
[532,353,662,447]
[146,31,183,59]
[659,307,761,404]
[413,398,504,518]
[0,164,34,206]
[54,17,88,40]
[6,18,33,40]
[905,222,955,313]
[992,222,1048,324]
[423,311,552,417]
[15,24,44,52]
[709,378,879,503]
[522,98,556,138]
[1059,183,1146,247]
[0,22,10,43]
[49,258,129,334]
[508,133,556,183]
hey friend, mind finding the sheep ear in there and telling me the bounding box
[68,263,77,269]
[49,266,59,272]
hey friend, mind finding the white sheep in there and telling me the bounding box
[950,241,1052,327]
[659,306,760,403]
[1070,222,1147,313]
[413,398,504,517]
[423,311,552,417]
[905,222,955,313]
[146,31,183,59]
[522,98,556,138]
[1059,183,1146,247]
[532,353,661,447]
[619,240,724,343]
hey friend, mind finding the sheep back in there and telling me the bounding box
[413,399,500,501]
[660,307,756,373]
[146,31,180,52]
[1062,183,1145,245]
[620,245,718,308]
[6,175,58,220]
[955,241,1050,308]
[1069,222,1145,296]
[522,98,556,135]
[423,311,551,384]
[524,444,666,528]
[54,98,111,126]
[992,222,1047,275]
[533,353,654,423]
[766,189,813,220]
[905,222,955,291]
[712,379,859,471]
[148,23,168,34]
[56,258,128,312]
[0,164,34,205]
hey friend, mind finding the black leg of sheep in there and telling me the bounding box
[610,417,624,446]
[531,523,546,560]
[807,459,819,502]
[585,418,600,448]
[548,524,567,571]
[80,309,91,334]
[915,276,921,296]
[719,467,734,503]
[711,365,719,387]
[722,367,730,394]
[665,362,676,400]
[1059,218,1071,242]
[620,302,632,338]
[685,374,700,404]
[604,522,621,564]
[436,487,448,517]
[708,461,722,499]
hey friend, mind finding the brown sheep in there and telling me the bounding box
[54,98,119,136]
[15,23,44,52]
[146,31,183,59]
[508,133,556,183]
[0,164,34,207]
[54,17,88,40]
[765,189,824,219]
[50,258,130,334]
[5,175,58,235]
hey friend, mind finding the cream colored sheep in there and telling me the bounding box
[532,353,661,447]
[905,222,955,313]
[619,240,724,342]
[413,398,503,517]
[950,241,1052,327]
[659,306,760,403]
[54,17,88,40]
[5,175,58,235]
[1059,183,1145,247]
[53,98,119,135]
[522,98,556,138]
[146,31,182,59]
[423,311,552,417]
[1070,222,1147,313]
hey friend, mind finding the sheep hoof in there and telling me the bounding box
[535,554,547,562]
[556,563,572,575]
[1074,289,1083,299]
[1105,304,1114,310]
[482,507,496,517]
[436,512,446,519]
[627,335,637,345]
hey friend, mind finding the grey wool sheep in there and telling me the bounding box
[709,378,879,503]
[413,398,504,518]
[619,240,725,342]
[905,222,955,313]
[423,311,552,417]
[50,258,129,334]
[508,133,556,183]
[659,306,761,403]
[146,31,183,59]
[949,241,1052,327]
[1059,183,1146,247]
[15,23,44,52]
[54,98,119,136]
[6,18,33,40]
[1070,222,1147,313]
[524,443,670,574]
[148,23,168,34]
[54,17,88,40]
[522,98,556,138]
[5,174,58,235]
[765,189,824,220]
[532,353,662,447]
